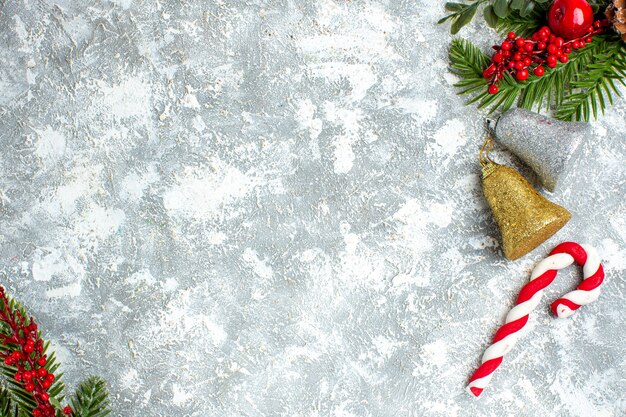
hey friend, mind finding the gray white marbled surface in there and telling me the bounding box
[0,1,624,416]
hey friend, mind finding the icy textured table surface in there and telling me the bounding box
[0,1,624,416]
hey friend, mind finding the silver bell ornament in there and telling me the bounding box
[486,108,590,192]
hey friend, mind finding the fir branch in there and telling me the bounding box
[556,40,626,121]
[0,385,19,417]
[449,34,626,120]
[70,377,110,417]
[0,286,110,417]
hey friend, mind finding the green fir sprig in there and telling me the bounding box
[0,286,111,417]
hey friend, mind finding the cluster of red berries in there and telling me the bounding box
[484,20,609,94]
[0,287,73,417]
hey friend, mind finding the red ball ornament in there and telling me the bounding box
[547,0,593,40]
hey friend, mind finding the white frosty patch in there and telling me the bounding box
[46,282,82,298]
[311,63,377,104]
[31,248,85,284]
[207,231,227,245]
[128,269,156,286]
[32,249,65,282]
[119,164,159,202]
[392,199,453,261]
[109,0,133,9]
[429,118,467,159]
[100,76,152,121]
[598,238,625,271]
[420,340,449,368]
[76,204,125,242]
[34,127,66,167]
[120,368,140,393]
[172,383,193,406]
[242,248,273,280]
[324,103,364,174]
[395,97,438,124]
[163,161,256,221]
[295,99,322,140]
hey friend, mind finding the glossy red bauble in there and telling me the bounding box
[547,0,593,40]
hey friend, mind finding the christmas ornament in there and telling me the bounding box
[606,0,626,41]
[548,0,594,40]
[446,1,626,121]
[0,286,111,417]
[467,242,605,397]
[486,108,590,192]
[480,138,571,260]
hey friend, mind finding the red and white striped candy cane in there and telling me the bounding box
[467,241,605,398]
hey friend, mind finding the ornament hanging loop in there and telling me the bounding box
[480,137,496,178]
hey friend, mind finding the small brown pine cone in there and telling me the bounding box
[606,0,626,41]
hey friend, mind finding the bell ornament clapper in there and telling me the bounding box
[487,108,590,192]
[480,138,571,260]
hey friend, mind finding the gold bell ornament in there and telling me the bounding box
[480,138,571,260]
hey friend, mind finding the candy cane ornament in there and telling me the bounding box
[467,241,605,398]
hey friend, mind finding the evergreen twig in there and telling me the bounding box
[70,377,111,417]
[449,34,626,120]
[0,287,110,417]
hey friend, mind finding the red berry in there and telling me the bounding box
[488,84,499,95]
[516,69,529,81]
[508,61,516,69]
[534,66,545,76]
[523,57,532,66]
[547,55,558,65]
[548,60,557,68]
[24,383,35,391]
[515,61,525,70]
[42,380,52,389]
[508,32,516,40]
[37,357,47,367]
[585,36,593,43]
[563,46,572,53]
[63,406,73,415]
[14,372,22,381]
[554,37,564,47]
[23,370,32,380]
[38,368,47,377]
[514,52,523,61]
[593,20,602,29]
[559,55,569,63]
[548,0,594,40]
[33,410,42,417]
[41,393,49,401]
[579,40,586,48]
[46,374,55,382]
[4,357,13,366]
[493,52,504,63]
[501,42,512,51]
[538,41,547,50]
[523,43,534,52]
[547,44,558,54]
[515,38,525,48]
[503,50,511,58]
[11,351,21,360]
[572,40,581,48]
